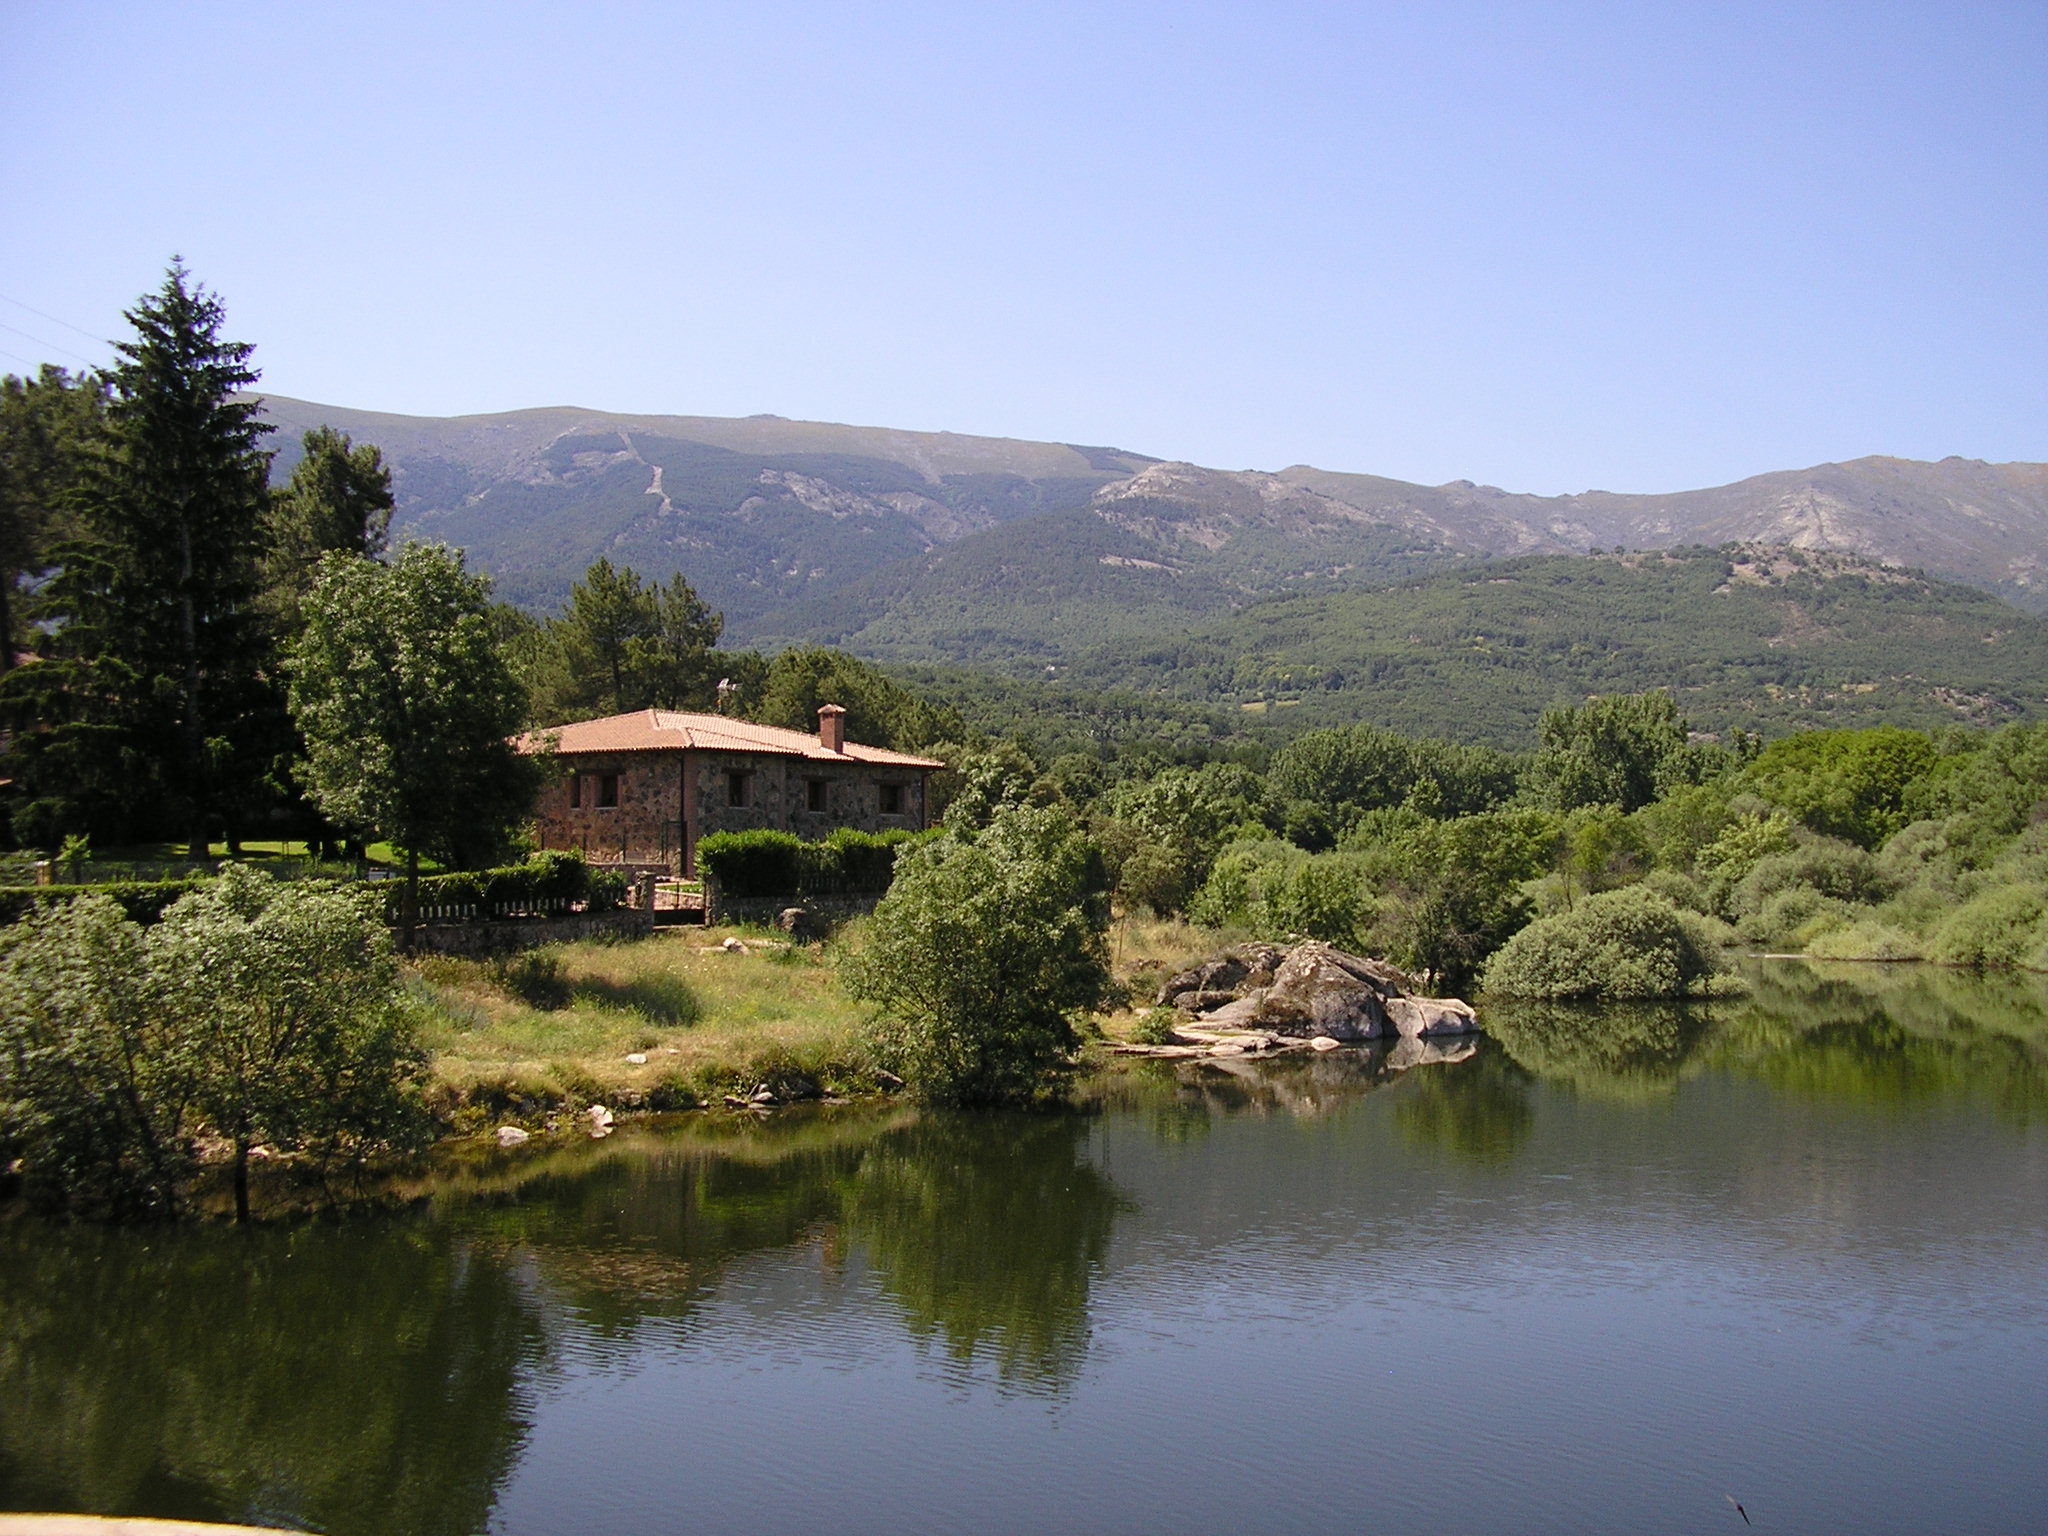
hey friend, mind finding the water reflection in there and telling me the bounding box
[840,1115,1126,1388]
[1394,1045,1535,1164]
[1485,961,2048,1123]
[1484,999,1716,1101]
[6,961,2048,1535]
[0,1220,539,1536]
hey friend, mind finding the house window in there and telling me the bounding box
[569,773,582,809]
[597,773,619,808]
[879,782,904,815]
[727,770,751,808]
[807,779,828,813]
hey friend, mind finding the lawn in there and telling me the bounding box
[410,925,875,1119]
[408,913,1243,1127]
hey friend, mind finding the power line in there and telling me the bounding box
[0,344,50,372]
[0,292,114,347]
[0,320,101,369]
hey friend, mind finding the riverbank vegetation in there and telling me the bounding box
[0,867,427,1220]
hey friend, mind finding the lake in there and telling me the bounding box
[4,960,2047,1535]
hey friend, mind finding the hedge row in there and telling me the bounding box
[0,852,623,930]
[0,878,213,927]
[382,850,622,921]
[696,828,920,899]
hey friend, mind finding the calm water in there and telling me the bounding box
[5,961,2048,1535]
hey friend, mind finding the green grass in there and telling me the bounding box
[409,914,1252,1122]
[410,926,874,1118]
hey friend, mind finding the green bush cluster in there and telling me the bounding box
[1480,888,1735,1000]
[0,866,428,1220]
[0,878,212,927]
[695,828,918,898]
[844,806,1110,1106]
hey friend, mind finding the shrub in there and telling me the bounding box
[1481,887,1734,1000]
[583,868,628,913]
[150,867,430,1220]
[1725,838,1890,927]
[1263,855,1371,948]
[387,852,594,922]
[0,878,212,928]
[493,949,570,1008]
[1931,884,2048,970]
[1739,886,1853,949]
[696,830,807,897]
[1130,1007,1183,1045]
[1806,919,1927,962]
[823,828,914,892]
[0,896,189,1218]
[0,868,428,1220]
[843,806,1110,1106]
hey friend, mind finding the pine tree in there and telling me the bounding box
[262,426,394,622]
[1,264,274,853]
[0,366,107,669]
[525,557,724,722]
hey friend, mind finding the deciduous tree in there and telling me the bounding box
[287,543,538,933]
[845,805,1109,1106]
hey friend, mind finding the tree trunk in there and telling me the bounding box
[233,1136,251,1224]
[179,521,209,862]
[402,846,420,952]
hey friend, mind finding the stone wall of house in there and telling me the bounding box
[534,753,682,869]
[534,749,931,875]
[689,752,929,852]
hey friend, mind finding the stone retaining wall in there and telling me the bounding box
[710,892,883,929]
[406,908,654,955]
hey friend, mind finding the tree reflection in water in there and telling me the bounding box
[1484,961,2048,1122]
[10,961,2043,1535]
[1394,1043,1536,1164]
[838,1114,1127,1391]
[0,1219,540,1536]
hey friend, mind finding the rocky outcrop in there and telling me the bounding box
[1157,941,1478,1043]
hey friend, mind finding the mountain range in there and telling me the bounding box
[257,396,2048,624]
[252,396,2048,741]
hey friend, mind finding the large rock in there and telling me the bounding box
[1252,942,1397,1041]
[1383,995,1480,1038]
[1157,943,1287,1007]
[1154,939,1474,1045]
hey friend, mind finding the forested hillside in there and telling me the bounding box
[256,395,1152,622]
[255,399,2048,646]
[1051,545,2048,744]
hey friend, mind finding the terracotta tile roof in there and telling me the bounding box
[519,708,944,768]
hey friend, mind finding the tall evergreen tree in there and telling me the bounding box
[0,264,274,853]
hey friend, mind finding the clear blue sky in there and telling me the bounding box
[2,1,2042,494]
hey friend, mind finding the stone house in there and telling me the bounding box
[522,705,944,875]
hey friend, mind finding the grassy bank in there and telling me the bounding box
[408,916,1235,1130]
[409,925,875,1127]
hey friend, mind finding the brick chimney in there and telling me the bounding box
[817,703,847,753]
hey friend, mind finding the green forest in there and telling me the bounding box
[1050,545,2048,741]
